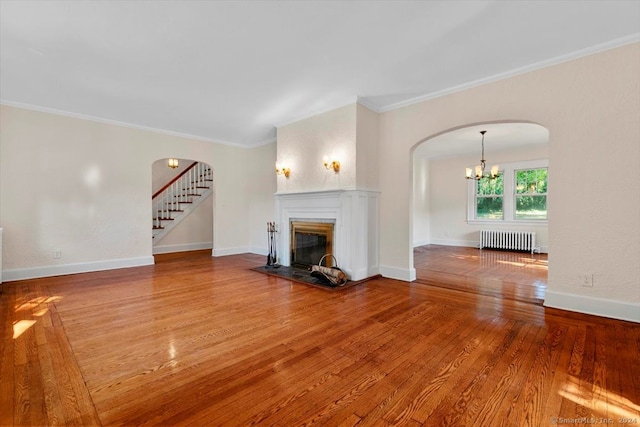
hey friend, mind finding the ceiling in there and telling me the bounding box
[1,1,638,147]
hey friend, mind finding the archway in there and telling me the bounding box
[411,122,549,304]
[151,158,214,255]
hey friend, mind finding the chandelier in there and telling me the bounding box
[465,130,499,180]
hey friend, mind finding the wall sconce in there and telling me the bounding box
[167,158,179,169]
[323,156,340,173]
[275,162,291,178]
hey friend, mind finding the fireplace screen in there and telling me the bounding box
[290,221,334,268]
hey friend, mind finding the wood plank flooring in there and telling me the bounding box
[414,245,548,305]
[1,250,638,426]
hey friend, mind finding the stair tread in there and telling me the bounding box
[154,166,212,241]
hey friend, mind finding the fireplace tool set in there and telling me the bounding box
[266,221,280,268]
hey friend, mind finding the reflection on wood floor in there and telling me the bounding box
[3,250,638,426]
[414,244,547,305]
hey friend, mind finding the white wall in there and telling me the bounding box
[423,144,549,250]
[0,105,276,279]
[378,43,640,321]
[412,155,430,246]
[276,104,357,193]
[151,158,189,194]
[246,143,277,255]
[355,103,380,190]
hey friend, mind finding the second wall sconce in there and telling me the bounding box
[167,158,179,169]
[275,162,291,178]
[323,156,340,173]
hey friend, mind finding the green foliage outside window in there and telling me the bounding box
[515,168,547,220]
[476,174,503,219]
[474,168,547,220]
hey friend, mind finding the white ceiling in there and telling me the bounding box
[1,1,638,147]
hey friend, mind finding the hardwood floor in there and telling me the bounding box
[1,250,638,426]
[414,245,548,305]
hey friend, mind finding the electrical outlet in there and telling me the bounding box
[53,249,62,259]
[579,273,593,287]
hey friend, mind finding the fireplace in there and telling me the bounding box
[275,189,379,281]
[290,221,334,268]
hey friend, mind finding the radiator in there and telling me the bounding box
[479,230,538,254]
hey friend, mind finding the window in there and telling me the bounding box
[476,174,503,219]
[515,168,547,220]
[467,160,548,223]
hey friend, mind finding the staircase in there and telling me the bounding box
[152,162,213,244]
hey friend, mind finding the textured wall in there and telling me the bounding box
[0,105,275,275]
[379,43,640,309]
[276,104,357,193]
[246,143,277,254]
[356,104,380,190]
[412,155,430,246]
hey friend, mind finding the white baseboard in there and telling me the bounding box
[2,256,155,282]
[544,290,640,323]
[412,239,431,248]
[420,239,549,254]
[249,246,269,256]
[212,246,250,257]
[379,265,416,282]
[153,242,213,255]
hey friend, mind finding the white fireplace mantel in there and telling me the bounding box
[275,189,379,281]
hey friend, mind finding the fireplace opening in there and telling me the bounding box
[290,221,334,268]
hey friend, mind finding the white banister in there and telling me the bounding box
[152,162,213,241]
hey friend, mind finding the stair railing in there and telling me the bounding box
[152,162,212,229]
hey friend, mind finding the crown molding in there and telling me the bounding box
[0,100,255,148]
[355,97,382,113]
[273,97,360,128]
[4,35,637,144]
[376,34,640,113]
[249,136,277,147]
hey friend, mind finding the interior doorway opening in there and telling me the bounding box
[151,158,214,256]
[411,122,549,304]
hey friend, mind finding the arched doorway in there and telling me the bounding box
[151,158,214,255]
[411,122,549,304]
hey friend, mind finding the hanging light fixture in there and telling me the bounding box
[465,130,499,180]
[167,158,179,169]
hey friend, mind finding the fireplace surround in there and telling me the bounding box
[275,189,379,281]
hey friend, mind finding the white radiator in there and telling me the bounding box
[479,230,538,254]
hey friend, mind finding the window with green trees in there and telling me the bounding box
[515,168,548,220]
[468,160,548,222]
[476,174,504,219]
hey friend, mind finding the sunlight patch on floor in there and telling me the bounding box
[12,294,62,339]
[13,320,37,339]
[559,376,640,420]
